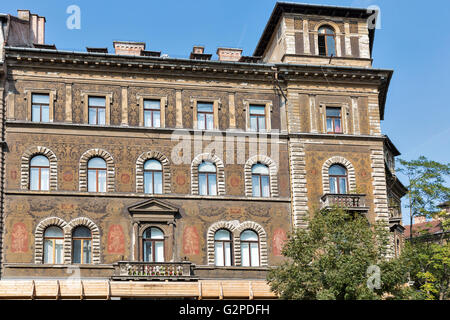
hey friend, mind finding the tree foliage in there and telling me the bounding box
[267,208,408,300]
[397,156,450,222]
[400,240,450,300]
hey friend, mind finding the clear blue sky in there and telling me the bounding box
[2,0,449,224]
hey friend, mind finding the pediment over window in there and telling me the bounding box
[128,198,180,223]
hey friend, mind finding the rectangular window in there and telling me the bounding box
[31,94,50,122]
[88,170,106,192]
[249,105,266,131]
[252,175,270,197]
[197,102,214,130]
[214,242,231,267]
[88,96,106,125]
[199,173,217,196]
[143,99,161,128]
[326,107,342,134]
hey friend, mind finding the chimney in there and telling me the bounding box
[193,46,204,54]
[17,10,46,45]
[189,46,212,60]
[113,41,146,56]
[414,216,427,224]
[216,47,242,62]
[17,9,30,21]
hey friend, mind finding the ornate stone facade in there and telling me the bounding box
[0,3,405,294]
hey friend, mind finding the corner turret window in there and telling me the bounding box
[318,26,336,57]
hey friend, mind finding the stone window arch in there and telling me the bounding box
[313,21,342,57]
[206,220,268,267]
[234,221,268,267]
[79,149,115,192]
[34,217,67,264]
[21,146,58,191]
[244,155,278,197]
[322,156,356,194]
[136,151,171,194]
[191,153,225,195]
[206,220,239,265]
[64,217,101,264]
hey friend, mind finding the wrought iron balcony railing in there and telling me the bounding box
[112,261,195,281]
[320,193,368,212]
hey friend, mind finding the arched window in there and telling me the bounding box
[251,163,270,197]
[143,227,165,262]
[329,164,348,194]
[318,26,336,57]
[144,159,163,194]
[198,161,217,196]
[214,229,232,266]
[30,155,50,191]
[240,230,260,267]
[72,226,92,264]
[43,226,63,264]
[87,157,107,192]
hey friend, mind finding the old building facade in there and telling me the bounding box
[0,3,406,299]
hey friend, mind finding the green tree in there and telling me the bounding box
[397,156,450,239]
[267,208,408,300]
[400,240,450,300]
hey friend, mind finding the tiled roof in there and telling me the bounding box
[404,220,443,238]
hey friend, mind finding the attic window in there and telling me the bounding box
[318,26,336,57]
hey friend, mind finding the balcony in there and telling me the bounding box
[112,261,197,281]
[320,193,369,212]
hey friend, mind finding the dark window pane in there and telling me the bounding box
[327,35,336,56]
[73,239,81,263]
[83,240,91,264]
[318,35,326,56]
[329,164,347,176]
[73,226,92,238]
[326,108,341,117]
